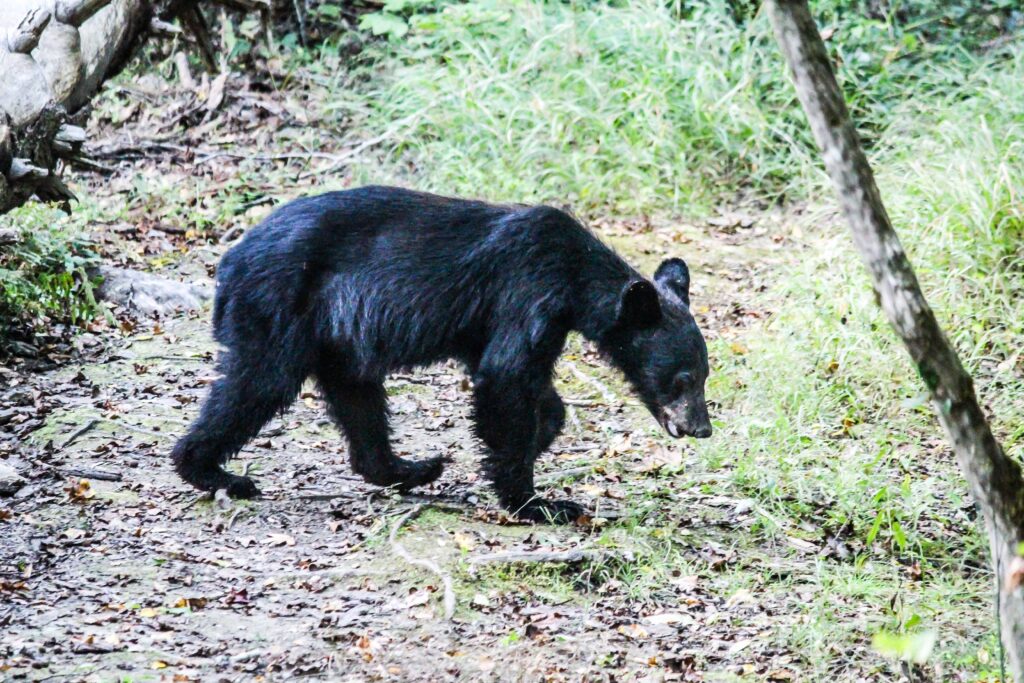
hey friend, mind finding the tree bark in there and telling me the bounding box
[765,0,1024,677]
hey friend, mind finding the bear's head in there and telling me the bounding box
[606,258,712,439]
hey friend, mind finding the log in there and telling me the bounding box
[765,1,1024,677]
[0,0,270,216]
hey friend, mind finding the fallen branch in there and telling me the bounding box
[59,466,121,482]
[565,361,618,404]
[389,504,456,620]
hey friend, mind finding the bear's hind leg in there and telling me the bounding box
[536,384,566,453]
[172,356,302,498]
[318,376,446,491]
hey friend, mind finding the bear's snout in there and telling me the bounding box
[660,401,712,439]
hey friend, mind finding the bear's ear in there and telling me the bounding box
[654,258,690,306]
[616,279,661,329]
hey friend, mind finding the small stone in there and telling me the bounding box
[0,461,26,496]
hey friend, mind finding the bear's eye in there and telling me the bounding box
[673,372,694,393]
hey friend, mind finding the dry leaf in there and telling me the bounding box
[453,532,477,552]
[617,623,648,639]
[725,588,754,609]
[264,534,295,547]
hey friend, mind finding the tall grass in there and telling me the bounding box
[329,0,1001,214]
[687,49,1024,669]
[331,0,815,212]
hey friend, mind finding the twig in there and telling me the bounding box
[219,225,246,244]
[565,362,618,404]
[295,490,362,502]
[116,421,172,441]
[389,504,456,620]
[563,398,600,407]
[291,0,307,48]
[182,492,212,511]
[468,548,609,571]
[180,4,218,73]
[59,467,122,482]
[296,127,414,180]
[61,419,99,450]
[566,404,582,433]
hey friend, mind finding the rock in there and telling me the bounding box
[94,266,212,317]
[0,461,26,496]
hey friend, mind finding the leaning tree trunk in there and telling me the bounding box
[0,0,272,216]
[765,0,1024,677]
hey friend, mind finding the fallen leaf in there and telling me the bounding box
[643,612,693,626]
[725,588,754,609]
[65,479,95,502]
[616,623,648,639]
[453,532,476,552]
[264,534,295,547]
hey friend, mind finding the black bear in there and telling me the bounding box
[172,186,711,523]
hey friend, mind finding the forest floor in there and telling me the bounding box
[0,46,993,683]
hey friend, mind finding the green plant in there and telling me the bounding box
[0,205,100,348]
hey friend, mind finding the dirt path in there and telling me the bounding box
[1,203,801,681]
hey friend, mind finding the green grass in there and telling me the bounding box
[326,0,1016,214]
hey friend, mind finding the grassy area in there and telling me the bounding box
[329,0,1018,213]
[318,0,1024,675]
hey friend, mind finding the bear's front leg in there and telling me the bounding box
[472,369,585,524]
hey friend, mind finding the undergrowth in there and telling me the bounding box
[0,206,99,351]
[329,0,1018,213]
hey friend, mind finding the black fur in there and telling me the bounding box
[172,186,711,523]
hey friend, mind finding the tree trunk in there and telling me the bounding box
[765,0,1024,677]
[0,0,271,216]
